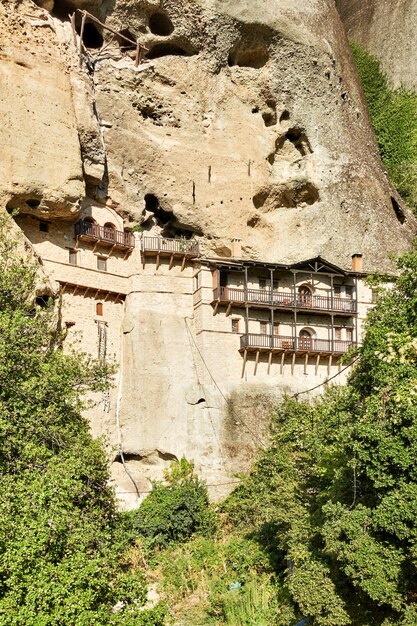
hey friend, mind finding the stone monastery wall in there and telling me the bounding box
[17,203,373,506]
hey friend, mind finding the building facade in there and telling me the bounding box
[15,204,374,505]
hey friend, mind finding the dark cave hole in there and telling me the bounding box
[81,22,104,49]
[228,46,269,69]
[35,295,53,309]
[149,12,174,37]
[391,196,406,224]
[279,128,312,157]
[146,43,191,59]
[280,110,290,123]
[145,193,173,225]
[196,398,206,405]
[117,28,137,51]
[51,0,76,21]
[26,199,40,208]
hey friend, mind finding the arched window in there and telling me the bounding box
[298,284,312,307]
[82,217,97,237]
[96,302,103,316]
[103,222,116,243]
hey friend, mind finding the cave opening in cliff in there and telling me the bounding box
[117,29,137,51]
[146,43,191,59]
[51,0,76,21]
[228,46,269,69]
[391,196,406,224]
[149,12,174,37]
[81,22,104,49]
[144,194,173,225]
[276,128,312,157]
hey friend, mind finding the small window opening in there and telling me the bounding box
[148,12,174,36]
[96,302,103,316]
[97,256,107,271]
[39,221,49,233]
[68,249,78,265]
[231,319,240,333]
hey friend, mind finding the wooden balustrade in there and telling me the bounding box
[141,236,199,256]
[213,286,356,314]
[240,333,354,355]
[75,221,134,249]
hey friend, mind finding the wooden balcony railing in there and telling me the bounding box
[141,236,199,256]
[75,221,134,249]
[240,333,355,355]
[213,286,356,314]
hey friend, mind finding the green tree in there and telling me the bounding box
[0,218,160,625]
[225,250,417,624]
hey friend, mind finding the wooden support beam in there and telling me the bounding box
[225,302,232,317]
[142,253,146,270]
[61,283,67,294]
[267,351,272,375]
[291,352,296,375]
[156,252,160,270]
[315,354,320,375]
[328,354,333,375]
[169,254,174,270]
[104,292,111,302]
[83,287,89,297]
[241,349,247,379]
[212,301,219,316]
[304,353,308,375]
[254,350,260,376]
[79,10,86,66]
[72,285,78,295]
[181,255,186,272]
[280,352,285,374]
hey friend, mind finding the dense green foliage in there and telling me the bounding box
[223,250,417,625]
[351,42,417,212]
[0,220,165,625]
[130,458,216,549]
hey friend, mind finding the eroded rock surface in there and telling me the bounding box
[87,0,416,271]
[336,0,417,91]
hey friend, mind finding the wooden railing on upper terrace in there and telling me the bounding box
[240,333,355,355]
[213,286,356,314]
[75,221,134,250]
[141,236,200,256]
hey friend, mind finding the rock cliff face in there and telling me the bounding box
[2,0,417,503]
[336,0,417,91]
[3,0,416,269]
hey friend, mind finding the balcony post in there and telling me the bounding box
[270,268,274,305]
[330,274,334,311]
[244,266,249,336]
[292,271,297,349]
[331,313,334,354]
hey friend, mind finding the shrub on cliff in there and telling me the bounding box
[131,458,216,549]
[0,218,159,625]
[351,41,417,212]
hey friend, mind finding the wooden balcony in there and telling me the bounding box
[75,221,134,250]
[141,236,199,256]
[213,286,356,315]
[240,333,355,355]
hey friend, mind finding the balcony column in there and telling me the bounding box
[244,266,249,336]
[330,274,334,311]
[270,269,274,305]
[293,271,297,349]
[331,313,334,353]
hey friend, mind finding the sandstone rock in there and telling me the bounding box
[336,0,417,91]
[0,2,84,218]
[86,0,416,273]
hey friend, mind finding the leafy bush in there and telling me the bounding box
[0,216,150,625]
[351,41,417,212]
[131,458,216,548]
